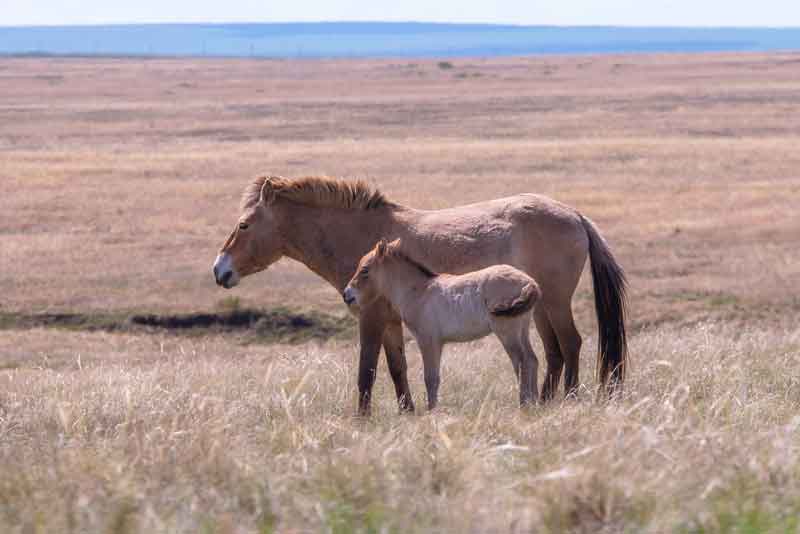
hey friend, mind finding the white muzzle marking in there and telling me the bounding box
[213,253,240,288]
[343,286,358,306]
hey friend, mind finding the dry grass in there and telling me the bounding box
[2,53,799,321]
[2,322,800,532]
[2,52,800,532]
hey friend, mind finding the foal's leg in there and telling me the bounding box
[509,354,521,381]
[501,334,522,380]
[418,338,443,411]
[494,317,537,407]
[520,323,540,404]
[382,320,415,413]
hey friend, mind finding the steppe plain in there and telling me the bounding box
[1,52,800,532]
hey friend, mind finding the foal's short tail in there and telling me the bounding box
[580,214,628,395]
[490,282,540,317]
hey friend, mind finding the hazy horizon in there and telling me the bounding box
[2,22,799,59]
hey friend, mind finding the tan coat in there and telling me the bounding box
[344,239,541,408]
[214,176,627,414]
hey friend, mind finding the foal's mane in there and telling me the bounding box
[384,242,438,279]
[241,175,394,211]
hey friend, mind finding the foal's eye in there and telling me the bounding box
[359,268,369,278]
[238,222,249,231]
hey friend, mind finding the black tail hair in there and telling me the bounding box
[580,215,628,394]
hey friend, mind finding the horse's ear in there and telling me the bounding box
[388,238,402,250]
[260,178,276,205]
[376,238,388,258]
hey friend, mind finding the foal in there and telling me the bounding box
[343,238,541,410]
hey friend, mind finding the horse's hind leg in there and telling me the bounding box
[534,306,563,402]
[548,299,582,398]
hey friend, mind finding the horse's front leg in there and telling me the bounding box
[357,309,386,416]
[382,319,416,413]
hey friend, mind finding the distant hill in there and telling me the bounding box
[1,22,799,58]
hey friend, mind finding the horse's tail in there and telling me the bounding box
[579,214,628,395]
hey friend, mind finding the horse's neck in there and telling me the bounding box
[278,203,402,291]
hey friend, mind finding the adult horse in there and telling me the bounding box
[213,176,627,415]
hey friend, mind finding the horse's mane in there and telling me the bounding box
[385,242,438,279]
[241,175,394,211]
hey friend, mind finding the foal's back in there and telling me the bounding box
[420,265,539,342]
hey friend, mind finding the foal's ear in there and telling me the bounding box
[376,238,388,258]
[260,178,276,206]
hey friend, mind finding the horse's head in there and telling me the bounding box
[343,238,398,307]
[213,178,285,289]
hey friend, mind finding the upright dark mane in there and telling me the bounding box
[241,175,394,211]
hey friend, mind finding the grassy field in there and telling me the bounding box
[1,52,800,532]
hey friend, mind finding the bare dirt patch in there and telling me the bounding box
[0,307,354,343]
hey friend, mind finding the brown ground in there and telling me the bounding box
[3,53,799,326]
[1,53,800,533]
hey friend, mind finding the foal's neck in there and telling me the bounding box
[379,257,434,318]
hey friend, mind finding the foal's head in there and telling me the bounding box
[213,178,285,288]
[343,238,435,307]
[342,238,397,307]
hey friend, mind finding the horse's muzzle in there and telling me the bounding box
[342,286,357,305]
[215,269,233,288]
[213,253,239,289]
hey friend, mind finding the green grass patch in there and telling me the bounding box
[681,505,800,534]
[325,500,393,534]
[681,475,800,534]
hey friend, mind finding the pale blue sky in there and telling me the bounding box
[3,0,799,27]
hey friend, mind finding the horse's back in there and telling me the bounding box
[411,194,581,229]
[398,194,587,279]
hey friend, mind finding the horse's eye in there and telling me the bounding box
[359,268,369,278]
[238,222,249,231]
